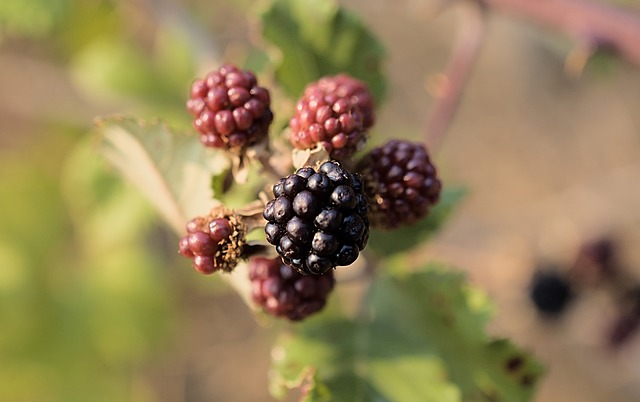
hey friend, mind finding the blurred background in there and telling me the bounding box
[1,0,639,401]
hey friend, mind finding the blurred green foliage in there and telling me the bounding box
[271,265,543,402]
[71,28,198,126]
[367,187,467,257]
[259,0,386,102]
[0,131,175,401]
[0,0,71,40]
[0,0,204,400]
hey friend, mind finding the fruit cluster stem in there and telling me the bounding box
[425,3,487,151]
[425,0,640,151]
[480,0,640,67]
[255,151,287,180]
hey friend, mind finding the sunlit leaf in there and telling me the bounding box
[368,186,466,257]
[94,116,255,307]
[0,130,174,402]
[95,115,229,233]
[259,0,386,102]
[0,0,70,40]
[72,32,197,127]
[271,265,544,402]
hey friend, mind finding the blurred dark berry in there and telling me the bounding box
[529,269,574,317]
[249,257,335,321]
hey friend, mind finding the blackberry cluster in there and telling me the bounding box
[357,140,441,229]
[186,64,273,151]
[178,209,246,274]
[289,74,374,160]
[249,257,335,321]
[263,161,369,275]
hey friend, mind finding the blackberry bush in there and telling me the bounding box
[357,140,442,229]
[93,0,581,396]
[289,74,374,160]
[263,160,369,275]
[249,256,335,321]
[186,64,274,151]
[178,208,246,274]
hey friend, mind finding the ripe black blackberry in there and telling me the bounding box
[249,257,335,321]
[357,140,441,229]
[263,161,369,275]
[289,74,374,160]
[529,269,574,316]
[178,208,246,274]
[186,64,273,151]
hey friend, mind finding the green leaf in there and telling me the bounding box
[258,0,386,102]
[0,0,70,40]
[0,127,174,402]
[271,265,544,402]
[210,168,232,197]
[71,30,197,127]
[94,116,256,308]
[585,47,619,76]
[72,38,159,102]
[94,116,229,233]
[367,186,466,257]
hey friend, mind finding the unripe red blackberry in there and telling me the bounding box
[178,208,247,274]
[186,64,273,151]
[315,74,375,129]
[263,161,369,275]
[289,74,374,160]
[249,257,335,321]
[357,140,441,229]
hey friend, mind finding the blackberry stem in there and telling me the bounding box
[236,200,269,231]
[424,2,487,152]
[479,0,640,67]
[242,242,277,259]
[425,0,640,150]
[255,150,286,181]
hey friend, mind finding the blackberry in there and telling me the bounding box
[186,64,273,151]
[529,269,574,316]
[357,140,441,229]
[289,74,374,160]
[178,208,247,274]
[314,74,375,129]
[249,257,335,321]
[263,161,369,275]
